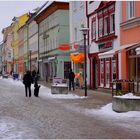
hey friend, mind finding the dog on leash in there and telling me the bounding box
[34,82,41,97]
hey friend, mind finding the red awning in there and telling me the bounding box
[58,44,71,50]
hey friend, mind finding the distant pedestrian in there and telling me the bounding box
[78,72,84,89]
[23,70,32,97]
[32,69,37,83]
[34,77,41,97]
[68,69,75,91]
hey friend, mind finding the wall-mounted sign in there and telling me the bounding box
[98,41,113,52]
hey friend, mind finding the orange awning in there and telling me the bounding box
[70,53,84,63]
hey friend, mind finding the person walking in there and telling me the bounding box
[68,69,75,91]
[78,72,84,89]
[23,70,32,97]
[32,69,37,83]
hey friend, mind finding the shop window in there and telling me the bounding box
[106,60,110,88]
[129,57,136,81]
[100,60,104,87]
[112,60,116,80]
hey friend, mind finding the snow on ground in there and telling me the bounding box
[84,103,140,118]
[1,78,85,99]
[1,78,140,120]
[0,116,39,139]
[114,92,140,99]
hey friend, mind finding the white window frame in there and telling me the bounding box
[100,60,104,87]
[104,16,108,35]
[110,13,115,33]
[105,60,110,88]
[91,18,96,40]
[99,18,103,37]
[73,2,77,12]
[127,1,135,19]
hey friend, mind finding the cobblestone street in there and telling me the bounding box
[0,78,140,139]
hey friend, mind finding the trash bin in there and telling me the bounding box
[13,73,19,80]
[116,83,122,90]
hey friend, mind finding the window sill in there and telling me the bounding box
[95,33,117,43]
[120,17,140,30]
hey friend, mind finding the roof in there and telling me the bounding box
[34,1,69,23]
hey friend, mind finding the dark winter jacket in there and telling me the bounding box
[23,71,32,86]
[69,70,75,81]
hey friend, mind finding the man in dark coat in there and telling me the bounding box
[68,69,75,91]
[23,70,32,97]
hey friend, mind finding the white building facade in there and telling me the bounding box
[87,1,121,90]
[69,1,91,87]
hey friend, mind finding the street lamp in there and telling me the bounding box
[80,27,89,96]
[29,50,32,71]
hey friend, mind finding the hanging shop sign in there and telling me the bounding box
[98,41,113,52]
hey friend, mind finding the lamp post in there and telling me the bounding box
[80,27,89,97]
[29,50,32,71]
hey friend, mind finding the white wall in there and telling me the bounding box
[70,1,87,44]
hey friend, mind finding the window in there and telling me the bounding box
[127,1,135,19]
[104,16,108,35]
[91,17,96,40]
[80,1,84,8]
[73,2,77,11]
[89,1,94,4]
[99,18,103,37]
[100,60,104,87]
[110,14,115,33]
[106,60,110,88]
[74,28,77,41]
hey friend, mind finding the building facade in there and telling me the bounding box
[69,1,90,86]
[35,1,70,81]
[2,26,13,74]
[87,1,121,90]
[120,1,140,93]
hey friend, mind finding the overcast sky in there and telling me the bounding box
[0,1,46,42]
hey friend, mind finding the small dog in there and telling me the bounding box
[34,83,41,97]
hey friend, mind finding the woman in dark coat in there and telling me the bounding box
[23,70,32,97]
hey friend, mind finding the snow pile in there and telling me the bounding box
[40,85,86,99]
[85,103,140,119]
[114,92,140,99]
[1,78,85,99]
